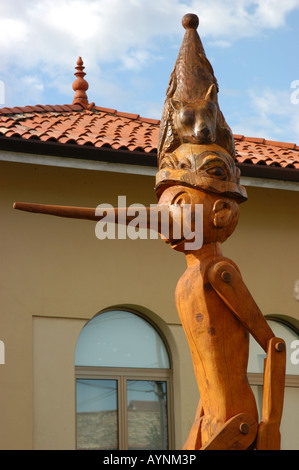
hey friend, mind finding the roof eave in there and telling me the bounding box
[0,135,157,168]
[1,135,299,184]
[237,162,299,183]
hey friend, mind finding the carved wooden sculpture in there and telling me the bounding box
[13,14,286,450]
[158,13,235,165]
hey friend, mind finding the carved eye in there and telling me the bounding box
[160,160,174,169]
[196,154,231,180]
[206,166,226,178]
[178,158,192,170]
[180,109,194,126]
[160,155,177,169]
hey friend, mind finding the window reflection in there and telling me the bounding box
[76,379,118,450]
[127,380,168,450]
[75,309,172,449]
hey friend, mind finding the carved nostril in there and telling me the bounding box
[199,127,211,139]
[192,127,211,141]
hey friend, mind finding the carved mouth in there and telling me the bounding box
[182,136,215,144]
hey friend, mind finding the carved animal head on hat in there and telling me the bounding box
[158,14,235,168]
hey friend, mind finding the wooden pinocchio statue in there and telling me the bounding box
[14,13,286,450]
[155,142,286,450]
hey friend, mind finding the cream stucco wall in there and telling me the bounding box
[0,159,298,449]
[224,185,299,322]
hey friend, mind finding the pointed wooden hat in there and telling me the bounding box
[156,14,247,202]
[169,13,218,104]
[158,13,235,165]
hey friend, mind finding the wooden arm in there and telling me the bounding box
[208,260,274,352]
[208,260,286,449]
[256,336,286,450]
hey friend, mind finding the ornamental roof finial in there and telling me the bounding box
[72,57,89,107]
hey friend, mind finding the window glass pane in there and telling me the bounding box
[248,320,299,374]
[127,380,168,450]
[75,310,170,369]
[76,379,118,450]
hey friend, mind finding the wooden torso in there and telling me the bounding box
[175,254,258,444]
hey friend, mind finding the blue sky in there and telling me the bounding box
[1,0,299,144]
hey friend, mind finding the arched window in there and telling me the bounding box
[75,309,173,450]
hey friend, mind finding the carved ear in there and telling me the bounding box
[212,199,233,228]
[170,98,184,111]
[205,84,218,104]
[235,166,241,182]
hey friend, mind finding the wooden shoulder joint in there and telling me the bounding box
[208,260,237,287]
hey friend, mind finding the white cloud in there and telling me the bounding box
[208,39,232,48]
[188,0,299,39]
[1,0,299,132]
[231,86,299,143]
[120,50,151,71]
[2,0,299,72]
[23,75,44,92]
[254,0,299,28]
[0,18,29,49]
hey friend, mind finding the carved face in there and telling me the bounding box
[156,143,247,202]
[157,184,239,252]
[171,84,218,145]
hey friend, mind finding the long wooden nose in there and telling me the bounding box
[13,201,186,240]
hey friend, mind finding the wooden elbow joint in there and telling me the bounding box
[274,340,286,353]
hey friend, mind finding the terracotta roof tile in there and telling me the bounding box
[116,111,140,119]
[93,106,117,114]
[234,136,299,169]
[0,104,298,171]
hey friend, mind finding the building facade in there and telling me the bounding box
[0,75,299,449]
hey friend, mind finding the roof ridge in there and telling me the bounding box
[0,103,161,125]
[0,103,84,115]
[233,134,298,151]
[92,105,160,125]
